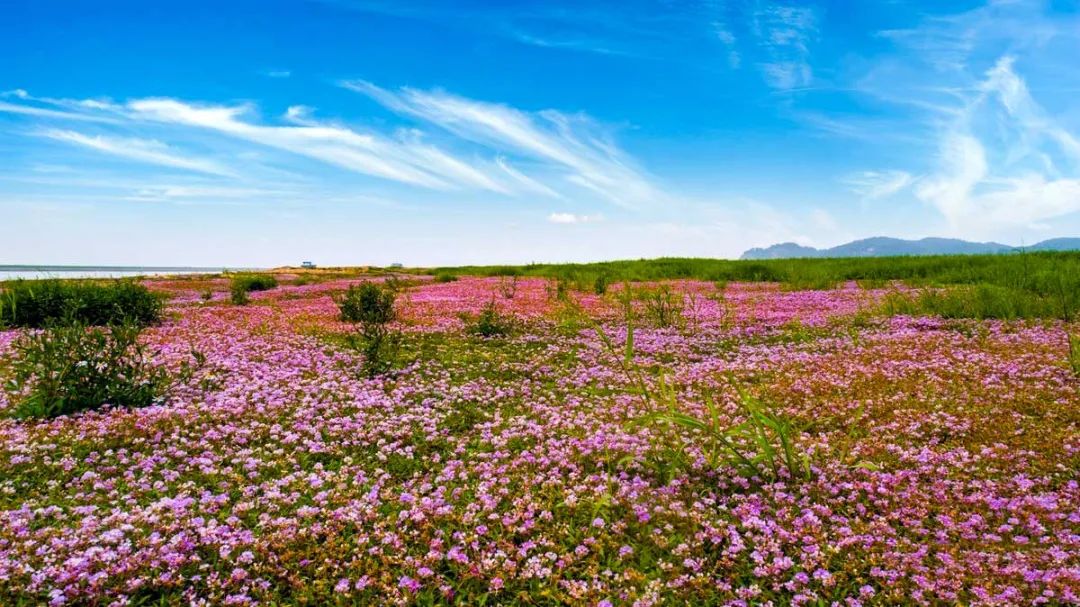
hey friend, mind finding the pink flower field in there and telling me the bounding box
[0,276,1077,606]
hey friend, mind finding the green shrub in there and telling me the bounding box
[593,273,609,295]
[546,276,572,302]
[464,300,516,337]
[231,274,277,293]
[434,272,458,283]
[0,279,163,328]
[337,282,400,377]
[338,282,396,324]
[227,274,277,306]
[3,320,190,419]
[230,283,250,306]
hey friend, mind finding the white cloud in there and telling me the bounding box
[981,56,1080,169]
[912,57,1080,229]
[39,129,235,177]
[0,100,117,123]
[127,185,290,201]
[753,4,816,90]
[973,175,1080,226]
[547,212,603,224]
[127,98,504,191]
[842,0,1080,236]
[342,80,660,206]
[495,156,562,198]
[915,132,987,223]
[844,170,915,200]
[712,25,741,68]
[284,105,314,123]
[3,85,661,206]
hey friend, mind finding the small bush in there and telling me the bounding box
[464,300,516,338]
[546,277,572,302]
[0,279,163,328]
[228,274,277,306]
[593,274,609,295]
[337,282,400,377]
[434,273,458,283]
[230,283,250,306]
[3,320,186,419]
[343,329,401,378]
[231,274,277,292]
[338,282,396,324]
[497,276,518,299]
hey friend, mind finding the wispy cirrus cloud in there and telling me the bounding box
[318,1,702,59]
[825,2,1080,233]
[752,4,817,90]
[126,98,494,191]
[712,25,741,69]
[843,170,914,200]
[342,80,659,206]
[914,57,1080,228]
[0,89,121,123]
[39,129,236,177]
[1,82,659,209]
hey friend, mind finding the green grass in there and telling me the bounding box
[1069,333,1080,378]
[434,251,1080,320]
[877,285,1070,320]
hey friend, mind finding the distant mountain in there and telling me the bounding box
[739,236,1079,260]
[739,242,820,260]
[1028,237,1080,252]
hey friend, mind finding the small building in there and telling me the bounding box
[301,261,316,269]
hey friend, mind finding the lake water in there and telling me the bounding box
[0,267,231,281]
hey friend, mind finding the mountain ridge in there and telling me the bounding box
[741,237,1080,260]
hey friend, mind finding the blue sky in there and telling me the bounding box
[2,0,1080,266]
